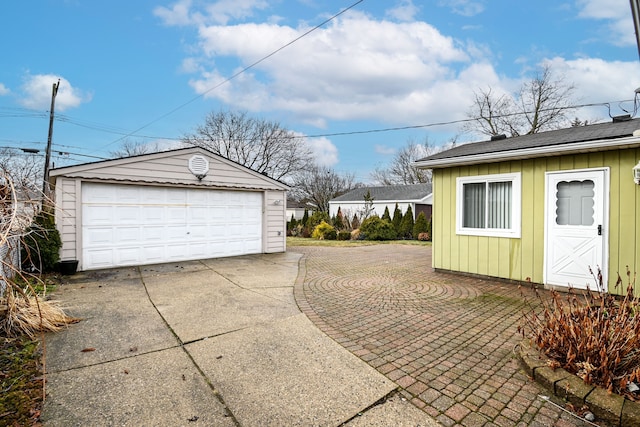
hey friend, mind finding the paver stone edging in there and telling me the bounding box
[518,339,640,426]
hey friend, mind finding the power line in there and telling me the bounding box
[93,0,366,152]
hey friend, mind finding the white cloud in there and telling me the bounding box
[439,0,485,17]
[305,136,338,167]
[577,0,635,45]
[0,83,9,96]
[169,3,639,135]
[385,0,420,22]
[154,0,198,26]
[188,13,474,127]
[19,74,91,111]
[155,0,269,26]
[544,56,640,118]
[204,0,269,25]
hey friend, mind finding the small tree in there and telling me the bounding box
[381,206,391,222]
[399,206,414,239]
[413,212,429,240]
[334,206,345,230]
[392,203,403,234]
[361,190,375,220]
[351,213,361,230]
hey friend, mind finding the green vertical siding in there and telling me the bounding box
[431,148,640,295]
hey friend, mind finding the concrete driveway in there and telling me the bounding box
[42,252,437,427]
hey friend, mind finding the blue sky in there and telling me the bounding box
[2,0,640,182]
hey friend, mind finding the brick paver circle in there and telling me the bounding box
[293,244,602,427]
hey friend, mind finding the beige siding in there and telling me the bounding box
[54,177,79,260]
[432,147,640,294]
[264,190,286,253]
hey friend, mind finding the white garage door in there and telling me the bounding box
[82,183,263,270]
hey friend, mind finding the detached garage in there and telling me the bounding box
[50,147,289,271]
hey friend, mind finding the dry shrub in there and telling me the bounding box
[520,267,640,400]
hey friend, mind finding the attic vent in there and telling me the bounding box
[612,114,632,123]
[188,155,209,180]
[490,134,507,141]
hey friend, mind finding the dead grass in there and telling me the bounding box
[0,288,79,339]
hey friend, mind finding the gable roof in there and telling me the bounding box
[50,146,290,191]
[330,183,432,203]
[414,117,640,169]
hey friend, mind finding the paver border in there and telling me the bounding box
[518,339,640,426]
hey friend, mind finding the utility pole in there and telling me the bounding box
[42,79,60,206]
[631,0,640,61]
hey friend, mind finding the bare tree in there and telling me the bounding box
[464,64,577,137]
[291,166,357,213]
[110,139,161,158]
[182,110,312,181]
[0,149,42,217]
[371,138,441,185]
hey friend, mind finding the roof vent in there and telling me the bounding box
[188,155,209,180]
[490,134,507,141]
[612,114,632,123]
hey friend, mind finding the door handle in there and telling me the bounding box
[597,225,602,236]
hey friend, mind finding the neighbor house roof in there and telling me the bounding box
[330,183,432,203]
[414,117,640,169]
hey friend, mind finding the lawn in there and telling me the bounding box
[287,236,432,247]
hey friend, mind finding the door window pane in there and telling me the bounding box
[555,180,594,226]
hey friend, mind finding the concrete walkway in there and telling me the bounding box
[294,244,598,427]
[42,253,438,427]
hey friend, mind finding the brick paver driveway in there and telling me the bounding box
[293,244,596,427]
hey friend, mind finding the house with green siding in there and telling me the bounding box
[414,117,640,295]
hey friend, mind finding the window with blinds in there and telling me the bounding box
[456,173,521,238]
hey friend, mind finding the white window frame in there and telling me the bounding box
[456,172,521,238]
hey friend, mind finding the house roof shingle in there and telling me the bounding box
[416,117,640,166]
[331,183,432,203]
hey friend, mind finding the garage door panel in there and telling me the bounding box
[142,226,164,242]
[142,206,164,223]
[84,227,113,246]
[82,183,263,270]
[84,205,113,225]
[115,206,140,223]
[115,227,140,243]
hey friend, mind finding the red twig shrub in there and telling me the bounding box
[519,267,640,400]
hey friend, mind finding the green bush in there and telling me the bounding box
[413,212,429,239]
[334,207,345,230]
[392,203,403,234]
[21,210,62,272]
[399,206,414,239]
[381,206,391,222]
[337,231,351,240]
[359,216,396,241]
[307,211,330,230]
[312,221,337,240]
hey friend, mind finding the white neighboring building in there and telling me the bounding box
[329,183,432,221]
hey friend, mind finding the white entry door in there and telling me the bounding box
[544,169,608,289]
